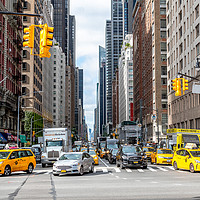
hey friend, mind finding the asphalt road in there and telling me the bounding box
[0,158,200,200]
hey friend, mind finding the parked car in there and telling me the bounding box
[53,152,94,176]
[116,145,147,169]
[151,148,173,165]
[0,148,36,176]
[107,148,118,164]
[172,148,200,173]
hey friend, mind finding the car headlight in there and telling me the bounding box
[73,163,80,166]
[122,156,128,160]
[53,164,58,168]
[195,160,200,163]
[158,156,164,158]
[0,161,4,165]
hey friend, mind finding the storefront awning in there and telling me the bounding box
[0,133,7,142]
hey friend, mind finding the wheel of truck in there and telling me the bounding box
[42,163,46,168]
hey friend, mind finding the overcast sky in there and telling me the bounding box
[71,0,111,132]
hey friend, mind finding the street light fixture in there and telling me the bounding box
[17,91,43,146]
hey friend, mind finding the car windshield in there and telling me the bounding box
[100,142,106,148]
[157,150,173,154]
[190,151,200,157]
[33,148,40,153]
[46,141,63,147]
[112,149,118,154]
[108,144,118,149]
[143,147,154,152]
[0,152,10,159]
[59,154,82,160]
[89,151,96,155]
[123,146,141,153]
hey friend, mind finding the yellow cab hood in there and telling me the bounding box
[0,159,5,162]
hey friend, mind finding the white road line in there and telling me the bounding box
[115,176,119,178]
[137,169,144,173]
[147,167,157,172]
[157,167,168,172]
[114,168,121,173]
[99,157,109,167]
[123,178,127,180]
[126,168,132,172]
[166,166,175,170]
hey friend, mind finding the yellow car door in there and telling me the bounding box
[178,150,186,169]
[183,150,191,170]
[8,151,20,172]
[18,150,29,171]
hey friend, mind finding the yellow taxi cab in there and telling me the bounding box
[142,147,154,160]
[0,148,36,176]
[89,150,99,165]
[151,148,173,165]
[99,148,106,158]
[172,147,200,173]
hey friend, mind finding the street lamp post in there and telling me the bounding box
[17,91,43,146]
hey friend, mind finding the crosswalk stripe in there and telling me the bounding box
[166,166,175,170]
[126,168,132,172]
[147,167,157,172]
[157,167,168,172]
[114,168,121,173]
[137,169,144,173]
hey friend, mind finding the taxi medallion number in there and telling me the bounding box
[61,170,66,173]
[134,162,138,164]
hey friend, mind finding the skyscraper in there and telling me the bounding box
[105,20,112,124]
[69,15,76,67]
[98,46,106,136]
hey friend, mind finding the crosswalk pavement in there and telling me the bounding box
[34,165,176,175]
[93,165,176,174]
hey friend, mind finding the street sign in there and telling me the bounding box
[192,82,200,94]
[151,114,157,121]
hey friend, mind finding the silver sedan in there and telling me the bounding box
[53,152,94,176]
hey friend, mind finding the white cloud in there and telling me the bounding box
[71,0,110,131]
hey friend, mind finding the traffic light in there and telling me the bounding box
[176,78,182,96]
[182,78,188,94]
[23,25,34,50]
[39,24,54,58]
[32,131,35,137]
[171,78,178,92]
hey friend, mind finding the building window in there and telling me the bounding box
[54,61,56,64]
[195,5,199,19]
[160,0,166,5]
[162,103,167,109]
[161,42,167,51]
[23,1,28,9]
[161,66,167,75]
[162,90,167,99]
[160,31,166,38]
[23,16,27,21]
[160,19,166,28]
[161,78,167,85]
[160,8,166,15]
[197,43,200,56]
[196,24,199,38]
[161,54,167,62]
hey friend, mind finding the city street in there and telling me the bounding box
[0,158,200,200]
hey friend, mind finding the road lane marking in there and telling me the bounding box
[126,169,132,172]
[115,176,119,178]
[166,166,175,170]
[137,169,144,173]
[157,167,168,172]
[147,167,157,172]
[99,157,109,167]
[114,168,121,173]
[123,178,127,180]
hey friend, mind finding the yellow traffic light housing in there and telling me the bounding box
[39,24,54,58]
[176,78,182,96]
[171,78,177,92]
[23,25,34,54]
[182,78,188,94]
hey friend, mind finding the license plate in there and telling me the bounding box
[134,162,138,164]
[61,170,66,173]
[167,160,171,162]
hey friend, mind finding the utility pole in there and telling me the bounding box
[30,116,34,146]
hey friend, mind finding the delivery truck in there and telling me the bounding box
[41,128,72,167]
